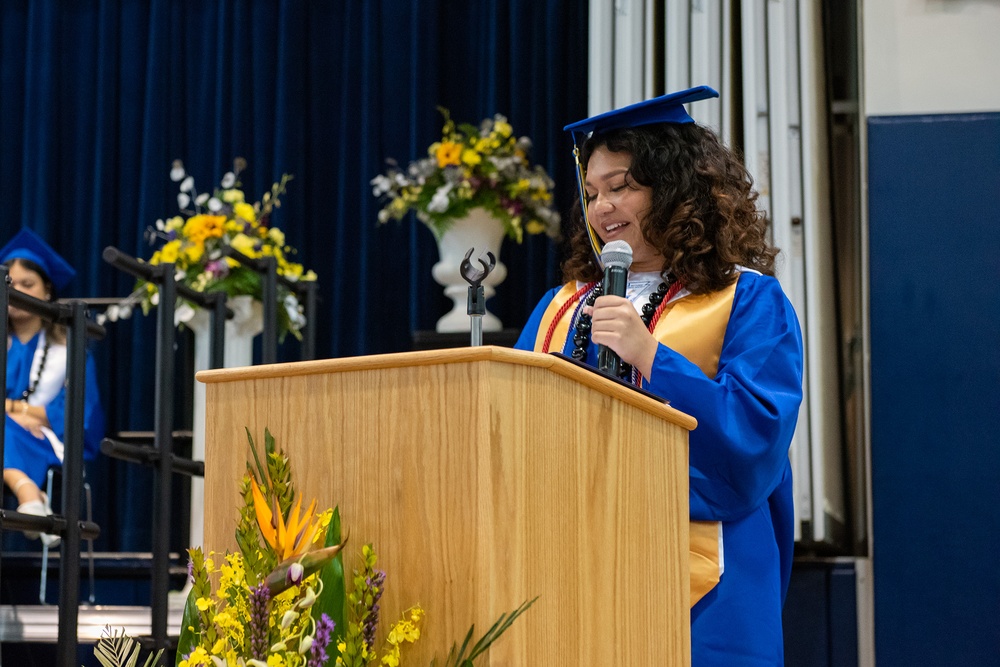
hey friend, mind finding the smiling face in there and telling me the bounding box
[584,146,663,272]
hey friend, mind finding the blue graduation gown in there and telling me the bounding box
[5,332,105,487]
[516,271,803,665]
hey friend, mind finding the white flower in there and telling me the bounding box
[296,585,317,610]
[155,218,165,231]
[377,209,391,223]
[174,302,195,326]
[169,160,186,182]
[284,294,306,331]
[177,193,191,209]
[298,636,314,654]
[195,193,210,206]
[427,183,453,213]
[370,175,392,197]
[95,313,106,326]
[280,610,298,630]
[150,292,160,306]
[119,304,133,319]
[220,171,236,188]
[180,176,195,193]
[286,562,304,585]
[211,657,226,667]
[207,197,223,212]
[106,305,120,322]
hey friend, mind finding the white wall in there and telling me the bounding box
[863,0,1000,115]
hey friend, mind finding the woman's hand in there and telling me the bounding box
[6,400,49,438]
[584,295,659,378]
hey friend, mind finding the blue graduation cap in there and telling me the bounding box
[0,227,77,290]
[563,85,720,267]
[564,85,719,137]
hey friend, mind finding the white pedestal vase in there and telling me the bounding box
[430,207,508,333]
[185,295,263,549]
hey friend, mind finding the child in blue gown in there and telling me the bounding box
[3,228,104,547]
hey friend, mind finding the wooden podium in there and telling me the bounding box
[198,346,697,665]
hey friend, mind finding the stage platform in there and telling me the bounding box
[0,599,184,643]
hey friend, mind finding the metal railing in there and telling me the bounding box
[0,265,105,667]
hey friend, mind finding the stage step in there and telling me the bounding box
[0,599,185,644]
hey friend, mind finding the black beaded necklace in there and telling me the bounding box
[569,274,678,382]
[21,334,51,401]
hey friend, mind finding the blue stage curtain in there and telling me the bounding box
[0,1,588,551]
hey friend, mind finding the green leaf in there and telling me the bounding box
[435,597,537,666]
[315,507,348,653]
[174,586,201,666]
[246,427,267,489]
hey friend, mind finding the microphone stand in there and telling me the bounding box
[460,248,496,346]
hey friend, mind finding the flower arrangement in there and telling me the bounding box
[370,109,561,243]
[159,428,533,667]
[128,158,316,340]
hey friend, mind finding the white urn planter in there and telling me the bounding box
[430,208,508,333]
[185,294,263,548]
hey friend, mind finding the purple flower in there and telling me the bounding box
[308,614,336,667]
[206,259,229,278]
[250,582,271,660]
[362,569,386,649]
[186,559,194,583]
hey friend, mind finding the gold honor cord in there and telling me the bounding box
[572,143,605,269]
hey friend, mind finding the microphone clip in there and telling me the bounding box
[461,248,496,346]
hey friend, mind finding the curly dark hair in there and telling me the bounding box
[561,122,777,294]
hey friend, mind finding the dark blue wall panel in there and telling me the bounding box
[868,113,1000,666]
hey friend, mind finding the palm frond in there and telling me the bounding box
[92,627,163,667]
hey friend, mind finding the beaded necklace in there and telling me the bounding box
[21,334,51,401]
[542,274,684,384]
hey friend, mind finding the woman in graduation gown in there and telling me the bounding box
[3,228,105,546]
[515,87,803,665]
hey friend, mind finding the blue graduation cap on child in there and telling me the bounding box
[562,85,720,265]
[0,227,77,291]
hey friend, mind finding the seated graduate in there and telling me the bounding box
[515,87,804,665]
[2,228,105,547]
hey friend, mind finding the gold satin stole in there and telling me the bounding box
[533,280,739,606]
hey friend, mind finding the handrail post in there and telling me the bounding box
[150,263,176,656]
[55,301,87,667]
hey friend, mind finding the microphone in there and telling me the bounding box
[596,240,633,376]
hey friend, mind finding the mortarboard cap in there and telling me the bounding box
[564,85,719,137]
[0,227,77,290]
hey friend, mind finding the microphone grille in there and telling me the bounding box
[600,240,633,269]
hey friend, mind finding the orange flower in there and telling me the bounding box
[435,141,462,168]
[249,475,320,561]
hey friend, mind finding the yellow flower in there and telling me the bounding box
[234,201,257,224]
[266,655,286,667]
[165,215,185,231]
[230,233,258,258]
[460,148,481,167]
[221,188,246,203]
[268,226,285,246]
[526,220,547,235]
[195,596,213,612]
[183,243,204,264]
[179,646,212,667]
[493,119,512,137]
[435,141,462,168]
[159,239,181,264]
[183,214,226,244]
